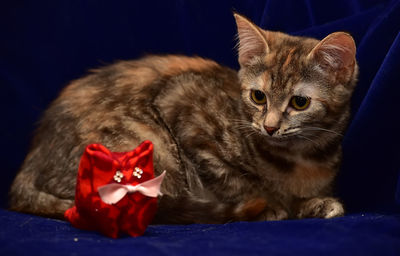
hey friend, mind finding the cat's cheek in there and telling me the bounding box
[251,111,265,127]
[286,107,296,116]
[308,103,328,120]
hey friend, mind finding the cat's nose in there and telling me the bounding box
[264,126,278,136]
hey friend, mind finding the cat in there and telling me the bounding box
[9,13,358,223]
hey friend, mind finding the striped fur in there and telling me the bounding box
[9,14,358,223]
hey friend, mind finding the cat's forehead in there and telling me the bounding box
[256,73,320,98]
[242,35,322,95]
[262,44,319,92]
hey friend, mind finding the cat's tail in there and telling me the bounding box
[9,170,73,219]
[153,194,268,224]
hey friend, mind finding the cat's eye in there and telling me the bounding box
[290,96,310,110]
[251,90,267,105]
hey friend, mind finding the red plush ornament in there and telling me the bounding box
[64,140,165,238]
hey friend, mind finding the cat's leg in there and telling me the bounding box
[155,195,288,224]
[154,193,236,224]
[295,197,344,219]
[9,169,74,219]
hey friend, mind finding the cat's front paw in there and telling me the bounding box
[235,198,288,221]
[297,197,344,219]
[259,207,288,221]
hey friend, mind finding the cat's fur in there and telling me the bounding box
[9,14,358,223]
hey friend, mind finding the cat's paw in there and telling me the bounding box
[260,207,288,221]
[297,197,344,219]
[234,198,288,221]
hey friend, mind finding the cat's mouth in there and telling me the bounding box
[258,129,296,145]
[249,124,326,146]
[262,132,320,148]
[258,126,316,146]
[260,126,295,140]
[265,134,294,142]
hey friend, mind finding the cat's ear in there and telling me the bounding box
[308,32,356,71]
[234,13,270,67]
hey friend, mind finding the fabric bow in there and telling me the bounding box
[98,171,166,204]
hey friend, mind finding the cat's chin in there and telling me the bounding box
[263,135,318,150]
[263,136,295,147]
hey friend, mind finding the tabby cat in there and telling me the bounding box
[9,13,358,223]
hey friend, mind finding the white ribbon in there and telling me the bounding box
[98,171,166,205]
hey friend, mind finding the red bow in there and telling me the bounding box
[64,141,161,238]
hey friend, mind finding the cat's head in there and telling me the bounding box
[234,13,358,147]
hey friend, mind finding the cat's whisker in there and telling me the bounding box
[301,126,343,136]
[230,119,258,136]
[230,121,254,128]
[299,132,320,139]
[244,130,258,138]
[296,135,320,146]
[281,130,302,137]
[228,118,250,122]
[235,126,254,132]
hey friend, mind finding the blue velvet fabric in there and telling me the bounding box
[1,209,399,255]
[1,0,400,254]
